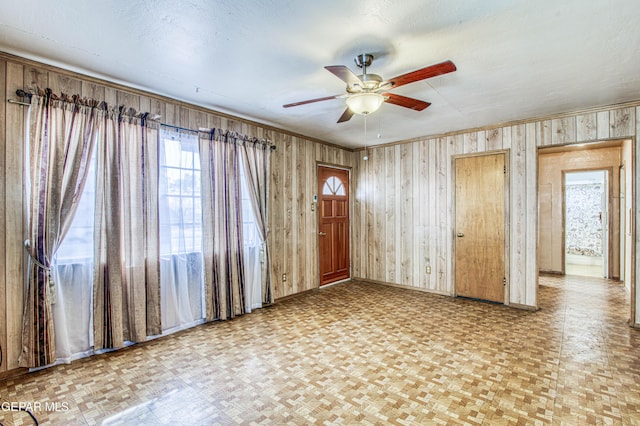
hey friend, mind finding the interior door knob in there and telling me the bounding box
[457,232,464,237]
[319,232,327,236]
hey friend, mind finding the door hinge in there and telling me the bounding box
[503,277,506,286]
[503,165,506,174]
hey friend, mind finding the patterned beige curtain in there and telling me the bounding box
[199,130,245,320]
[239,139,273,304]
[93,108,161,350]
[19,90,102,368]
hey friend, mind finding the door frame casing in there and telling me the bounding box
[316,162,352,288]
[561,167,614,278]
[452,150,511,305]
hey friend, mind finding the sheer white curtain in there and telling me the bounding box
[51,143,97,362]
[239,163,262,312]
[159,127,205,331]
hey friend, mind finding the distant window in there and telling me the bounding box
[159,129,202,255]
[322,176,346,196]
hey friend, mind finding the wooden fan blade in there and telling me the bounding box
[325,65,364,87]
[283,94,343,108]
[337,108,355,123]
[383,60,456,89]
[383,93,431,111]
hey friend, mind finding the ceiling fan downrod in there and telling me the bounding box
[354,53,374,75]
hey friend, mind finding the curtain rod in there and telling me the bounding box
[161,123,276,150]
[7,98,31,106]
[9,90,276,151]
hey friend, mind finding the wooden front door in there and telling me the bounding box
[318,166,350,286]
[454,153,506,303]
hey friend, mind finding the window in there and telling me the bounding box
[322,176,346,196]
[54,146,97,263]
[159,129,202,255]
[239,164,260,249]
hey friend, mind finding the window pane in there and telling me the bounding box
[163,139,182,168]
[322,176,346,196]
[159,128,202,256]
[181,169,195,195]
[165,168,182,195]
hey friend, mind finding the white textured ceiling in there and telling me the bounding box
[1,0,639,149]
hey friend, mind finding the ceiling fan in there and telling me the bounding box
[283,54,456,123]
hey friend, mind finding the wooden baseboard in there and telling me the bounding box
[508,302,539,311]
[0,367,29,381]
[352,277,452,297]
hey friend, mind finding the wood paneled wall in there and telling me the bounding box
[0,53,352,373]
[352,106,639,318]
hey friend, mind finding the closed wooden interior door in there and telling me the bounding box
[318,166,350,286]
[455,153,506,303]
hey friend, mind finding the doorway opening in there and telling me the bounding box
[538,139,635,324]
[564,170,608,278]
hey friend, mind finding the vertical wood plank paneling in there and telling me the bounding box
[81,80,105,101]
[6,62,25,370]
[502,126,512,150]
[510,125,526,305]
[597,111,610,139]
[384,146,396,283]
[269,134,285,298]
[453,134,464,156]
[486,128,503,151]
[294,138,306,291]
[103,87,117,106]
[476,130,487,153]
[436,138,449,293]
[307,140,317,289]
[365,152,375,280]
[373,147,386,281]
[138,96,151,116]
[23,65,48,92]
[463,132,478,154]
[0,60,7,372]
[576,113,597,142]
[400,144,412,285]
[352,156,362,278]
[48,72,82,96]
[117,90,140,111]
[537,120,552,146]
[179,107,190,129]
[427,139,437,290]
[413,141,424,287]
[283,135,294,294]
[525,123,538,307]
[551,117,577,145]
[610,107,635,138]
[188,108,207,131]
[206,111,220,130]
[446,137,456,294]
[164,102,179,127]
[149,97,164,120]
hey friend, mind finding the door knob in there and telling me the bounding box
[319,232,327,236]
[456,232,464,237]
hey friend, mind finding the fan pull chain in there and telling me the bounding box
[363,115,369,161]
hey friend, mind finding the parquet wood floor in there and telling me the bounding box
[1,275,639,425]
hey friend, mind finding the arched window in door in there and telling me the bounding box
[322,176,346,196]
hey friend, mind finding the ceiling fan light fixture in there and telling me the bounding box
[346,92,385,115]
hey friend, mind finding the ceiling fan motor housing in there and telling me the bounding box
[348,73,382,93]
